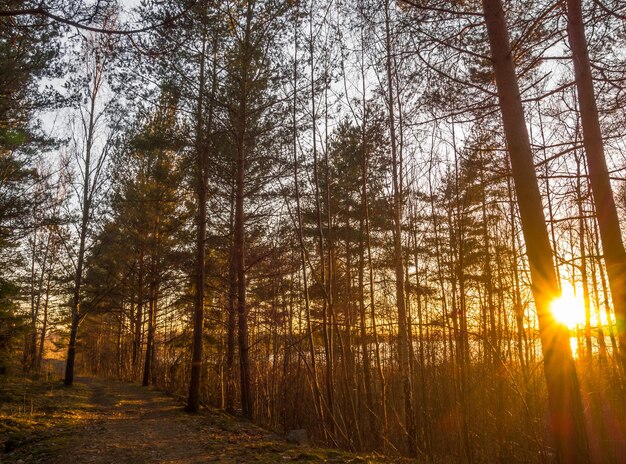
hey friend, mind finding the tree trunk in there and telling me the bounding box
[133,257,144,378]
[226,182,237,413]
[384,0,417,455]
[292,13,324,429]
[235,1,255,420]
[64,63,98,386]
[142,278,157,387]
[565,0,626,373]
[186,29,208,413]
[358,196,375,443]
[36,271,52,372]
[575,153,593,360]
[309,5,334,434]
[481,1,590,462]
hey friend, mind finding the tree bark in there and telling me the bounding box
[309,4,334,433]
[565,0,626,373]
[384,0,417,455]
[133,256,144,378]
[142,273,157,387]
[64,47,102,386]
[234,0,255,419]
[292,13,324,429]
[481,0,590,462]
[186,29,208,413]
[36,270,52,372]
[226,182,237,413]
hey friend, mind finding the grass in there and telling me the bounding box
[0,375,89,460]
[0,376,418,463]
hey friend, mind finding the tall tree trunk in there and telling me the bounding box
[64,218,85,385]
[481,1,590,462]
[358,190,375,444]
[309,4,334,433]
[590,203,619,360]
[384,0,417,455]
[507,171,529,386]
[36,270,52,371]
[186,29,208,413]
[133,257,144,378]
[143,265,158,387]
[226,182,237,413]
[292,13,324,430]
[411,215,432,458]
[538,104,562,287]
[358,3,387,438]
[235,1,255,419]
[323,57,336,437]
[355,15,377,446]
[64,54,100,386]
[575,153,593,360]
[24,216,39,373]
[26,210,52,373]
[144,208,160,387]
[565,0,626,372]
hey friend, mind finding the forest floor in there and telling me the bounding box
[0,376,416,464]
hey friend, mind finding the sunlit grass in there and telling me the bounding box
[0,377,91,450]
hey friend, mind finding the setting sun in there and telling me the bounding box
[550,286,586,329]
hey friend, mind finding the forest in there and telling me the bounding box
[2,0,626,463]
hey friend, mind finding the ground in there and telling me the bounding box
[0,377,415,464]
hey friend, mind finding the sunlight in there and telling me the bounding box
[550,286,586,329]
[570,337,579,359]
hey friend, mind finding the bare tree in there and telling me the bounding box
[64,30,116,386]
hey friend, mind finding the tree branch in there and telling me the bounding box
[0,2,199,35]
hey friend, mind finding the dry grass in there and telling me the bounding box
[0,376,418,463]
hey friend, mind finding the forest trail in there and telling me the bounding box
[1,377,403,464]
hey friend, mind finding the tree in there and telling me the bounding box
[564,0,626,373]
[0,0,61,376]
[64,28,118,386]
[23,163,67,373]
[186,8,214,413]
[0,280,25,375]
[73,83,189,380]
[481,0,590,461]
[0,1,59,157]
[222,0,290,419]
[384,0,417,454]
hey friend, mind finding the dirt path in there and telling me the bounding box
[51,377,239,464]
[2,377,403,464]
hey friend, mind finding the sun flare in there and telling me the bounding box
[550,286,586,329]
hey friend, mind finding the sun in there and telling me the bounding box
[549,286,586,329]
